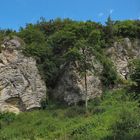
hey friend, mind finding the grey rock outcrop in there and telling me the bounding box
[1,37,139,110]
[0,37,46,113]
[53,38,140,105]
[106,38,140,80]
[53,57,103,105]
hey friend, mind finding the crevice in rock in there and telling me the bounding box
[5,97,26,112]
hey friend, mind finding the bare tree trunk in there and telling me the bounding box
[85,70,88,113]
[82,48,88,113]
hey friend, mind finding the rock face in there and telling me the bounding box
[0,37,46,113]
[53,38,140,105]
[0,37,139,110]
[53,57,103,105]
[106,38,140,80]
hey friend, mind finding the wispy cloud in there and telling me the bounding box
[98,12,104,17]
[109,9,114,14]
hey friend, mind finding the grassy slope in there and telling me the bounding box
[1,90,140,140]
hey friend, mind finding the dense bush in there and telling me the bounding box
[128,59,140,102]
[101,58,118,87]
[114,20,140,38]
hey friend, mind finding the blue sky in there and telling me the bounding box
[0,0,140,30]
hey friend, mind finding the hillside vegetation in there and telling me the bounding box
[1,89,140,140]
[0,18,140,140]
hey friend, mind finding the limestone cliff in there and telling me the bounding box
[0,37,46,113]
[106,38,140,80]
[53,56,103,105]
[0,37,139,111]
[53,38,140,105]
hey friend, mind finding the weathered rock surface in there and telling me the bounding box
[0,37,46,113]
[53,57,103,105]
[0,37,139,109]
[106,38,140,79]
[53,38,140,105]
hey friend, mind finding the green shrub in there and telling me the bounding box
[0,112,16,129]
[128,59,140,103]
[64,106,85,118]
[105,108,140,140]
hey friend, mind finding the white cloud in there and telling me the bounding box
[109,9,114,14]
[98,12,104,17]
